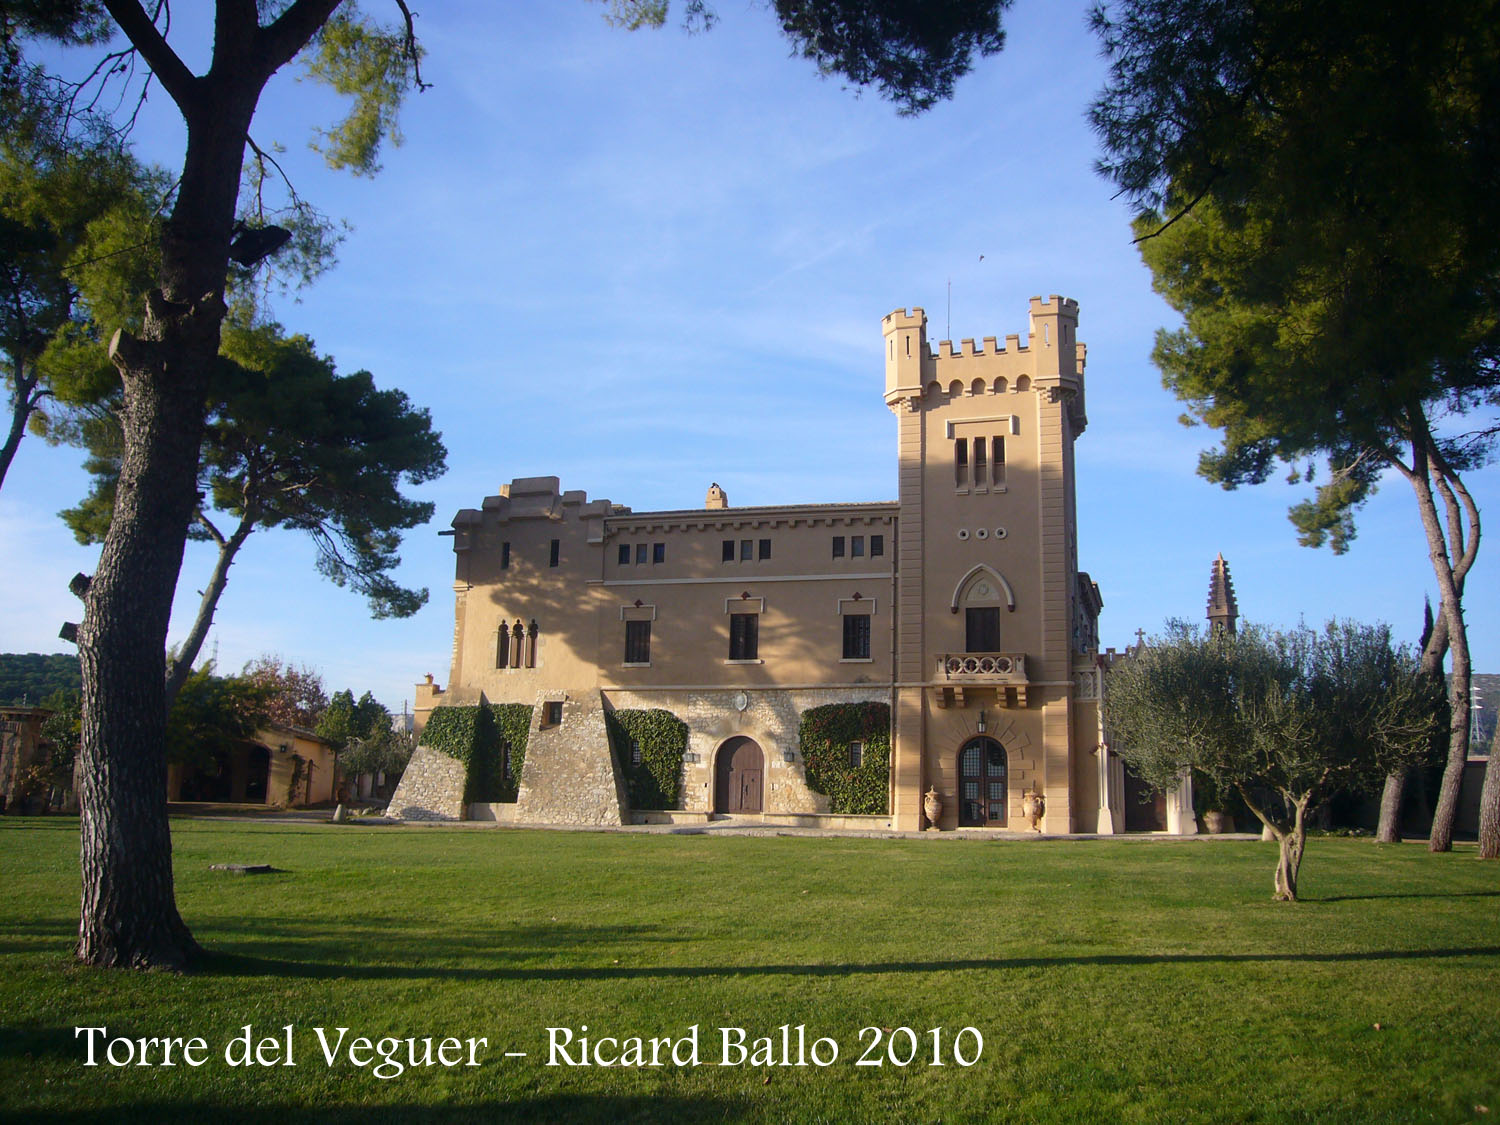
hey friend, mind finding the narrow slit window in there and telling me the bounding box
[729,613,759,661]
[624,619,651,665]
[994,436,1006,484]
[548,539,560,567]
[956,438,969,485]
[974,437,987,482]
[501,541,511,570]
[496,628,509,669]
[849,741,864,768]
[842,613,871,660]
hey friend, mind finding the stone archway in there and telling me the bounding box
[714,736,764,814]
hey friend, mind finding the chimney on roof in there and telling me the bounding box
[1206,553,1240,635]
[706,483,728,510]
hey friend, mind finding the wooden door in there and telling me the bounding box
[715,737,764,813]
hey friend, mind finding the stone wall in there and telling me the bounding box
[385,745,467,821]
[605,687,890,815]
[514,691,628,825]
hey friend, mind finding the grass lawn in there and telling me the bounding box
[1,818,1496,1124]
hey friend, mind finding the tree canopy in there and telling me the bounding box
[1090,0,1500,857]
[1106,620,1442,900]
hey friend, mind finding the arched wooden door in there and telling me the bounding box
[714,736,764,814]
[958,737,1008,826]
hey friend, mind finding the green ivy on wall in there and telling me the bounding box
[605,709,688,811]
[799,702,891,815]
[419,702,533,803]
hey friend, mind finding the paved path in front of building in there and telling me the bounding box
[167,803,1265,842]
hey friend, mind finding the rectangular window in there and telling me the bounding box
[549,538,560,567]
[501,541,511,570]
[635,543,648,565]
[729,613,759,660]
[851,535,865,558]
[722,539,735,563]
[842,613,871,660]
[629,739,642,767]
[496,629,509,669]
[543,700,564,727]
[758,538,771,560]
[974,437,987,482]
[849,740,864,768]
[624,620,651,665]
[740,539,753,561]
[966,607,1001,653]
[618,544,631,566]
[653,542,665,564]
[832,536,845,559]
[870,534,884,558]
[955,438,969,485]
[994,436,1006,485]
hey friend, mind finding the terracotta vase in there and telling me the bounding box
[923,787,943,829]
[1022,789,1045,831]
[1203,809,1234,834]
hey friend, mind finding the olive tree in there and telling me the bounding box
[1106,621,1441,901]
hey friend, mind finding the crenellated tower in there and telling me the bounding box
[882,297,1098,832]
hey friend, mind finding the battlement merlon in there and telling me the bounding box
[883,306,929,406]
[885,297,1086,409]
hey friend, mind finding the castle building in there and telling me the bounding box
[401,297,1123,832]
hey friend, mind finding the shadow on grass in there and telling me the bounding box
[1316,890,1500,903]
[194,944,1500,984]
[5,1096,753,1124]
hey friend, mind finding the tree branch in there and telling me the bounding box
[100,0,199,110]
[256,0,346,81]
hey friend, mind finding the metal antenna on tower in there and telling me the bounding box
[947,278,952,340]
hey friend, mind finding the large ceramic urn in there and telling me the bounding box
[923,787,943,830]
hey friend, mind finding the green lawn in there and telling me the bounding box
[1,818,1496,1123]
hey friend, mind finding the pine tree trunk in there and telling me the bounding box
[1478,757,1500,859]
[75,69,260,967]
[1375,768,1407,843]
[76,296,213,968]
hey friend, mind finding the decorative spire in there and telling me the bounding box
[1206,553,1239,635]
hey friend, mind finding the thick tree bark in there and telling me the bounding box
[76,0,338,968]
[1479,757,1500,859]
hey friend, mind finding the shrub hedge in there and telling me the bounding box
[799,701,891,814]
[419,702,533,803]
[606,708,688,810]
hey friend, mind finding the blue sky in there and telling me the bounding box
[1,2,1494,713]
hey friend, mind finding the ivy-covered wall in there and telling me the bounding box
[419,702,533,803]
[491,703,533,803]
[799,702,891,815]
[605,709,688,811]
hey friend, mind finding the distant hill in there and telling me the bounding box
[0,653,82,705]
[1473,673,1498,756]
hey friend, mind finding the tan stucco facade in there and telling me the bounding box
[417,298,1118,831]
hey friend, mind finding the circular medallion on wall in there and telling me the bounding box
[976,528,989,539]
[734,691,750,712]
[995,527,1008,539]
[957,529,970,540]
